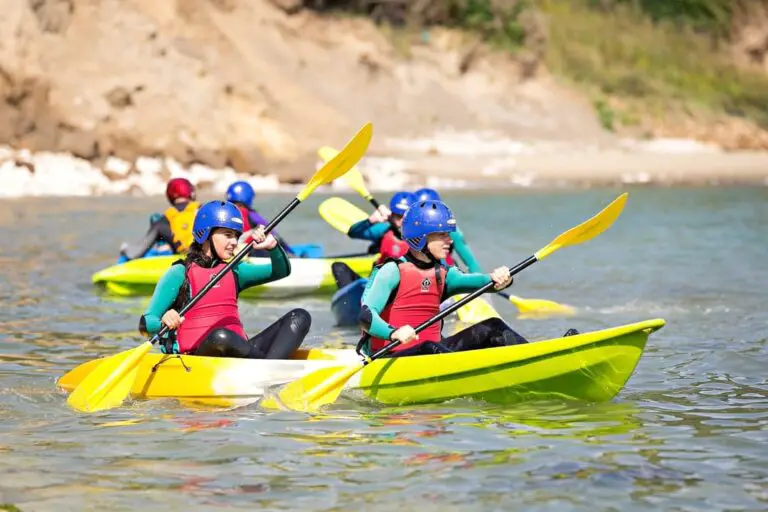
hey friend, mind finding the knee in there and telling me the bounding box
[480,318,510,331]
[208,328,237,344]
[331,262,346,273]
[289,308,312,331]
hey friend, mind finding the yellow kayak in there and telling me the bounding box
[58,319,664,409]
[91,254,378,298]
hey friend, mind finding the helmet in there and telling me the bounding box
[226,180,255,208]
[389,191,417,216]
[166,177,195,203]
[192,201,244,244]
[401,200,457,251]
[414,187,441,202]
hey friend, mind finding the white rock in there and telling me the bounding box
[136,156,163,175]
[104,156,132,177]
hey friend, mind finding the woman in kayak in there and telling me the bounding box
[120,177,200,261]
[139,200,311,359]
[413,187,483,273]
[331,191,416,289]
[226,180,296,257]
[358,199,529,357]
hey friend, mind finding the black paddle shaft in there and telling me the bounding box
[151,197,302,343]
[368,254,538,360]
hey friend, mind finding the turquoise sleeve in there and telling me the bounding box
[348,220,390,242]
[360,262,401,340]
[445,266,492,296]
[141,264,186,334]
[450,228,483,273]
[234,245,291,291]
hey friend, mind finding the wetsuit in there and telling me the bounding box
[358,253,527,357]
[139,245,310,358]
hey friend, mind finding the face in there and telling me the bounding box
[391,214,404,229]
[425,232,452,260]
[209,228,240,260]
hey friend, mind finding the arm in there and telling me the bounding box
[444,266,492,296]
[234,244,291,291]
[121,218,169,260]
[359,262,401,340]
[347,219,390,242]
[450,228,483,274]
[139,264,186,335]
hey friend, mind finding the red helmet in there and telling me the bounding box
[165,177,195,203]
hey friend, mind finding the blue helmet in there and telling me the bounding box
[401,200,457,251]
[389,191,416,216]
[226,181,255,208]
[414,187,441,202]
[192,201,244,244]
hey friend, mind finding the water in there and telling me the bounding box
[1,187,767,511]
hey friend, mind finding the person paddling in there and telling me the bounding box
[413,187,482,273]
[120,177,200,261]
[358,199,529,357]
[226,180,296,257]
[139,200,311,359]
[332,191,420,288]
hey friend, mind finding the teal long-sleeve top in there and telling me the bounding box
[360,258,492,341]
[140,246,291,335]
[348,220,482,273]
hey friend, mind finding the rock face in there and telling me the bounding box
[0,0,609,181]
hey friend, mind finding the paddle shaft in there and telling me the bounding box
[150,197,302,343]
[368,255,537,360]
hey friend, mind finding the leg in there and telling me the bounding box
[193,328,253,358]
[121,220,165,260]
[332,262,363,289]
[248,308,312,359]
[381,341,451,358]
[441,318,528,353]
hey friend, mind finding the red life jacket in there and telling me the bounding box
[235,204,252,231]
[376,229,409,265]
[175,262,246,354]
[369,259,446,353]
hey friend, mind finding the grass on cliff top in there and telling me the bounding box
[541,0,768,128]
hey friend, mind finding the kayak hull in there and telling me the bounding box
[58,319,664,408]
[330,278,367,326]
[92,253,377,298]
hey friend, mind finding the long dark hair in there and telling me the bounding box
[170,240,221,311]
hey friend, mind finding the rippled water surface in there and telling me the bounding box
[1,187,766,510]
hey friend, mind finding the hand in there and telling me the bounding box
[490,266,513,290]
[368,205,391,224]
[249,225,278,251]
[161,309,184,330]
[390,325,418,344]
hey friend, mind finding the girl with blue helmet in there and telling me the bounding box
[140,200,311,359]
[358,199,528,357]
[225,180,296,257]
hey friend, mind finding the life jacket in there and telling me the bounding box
[174,262,246,354]
[369,258,446,353]
[164,201,200,253]
[375,229,409,265]
[235,204,253,231]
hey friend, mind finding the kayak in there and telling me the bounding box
[92,253,378,298]
[58,318,665,409]
[116,242,325,264]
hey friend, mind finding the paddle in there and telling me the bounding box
[261,192,628,413]
[318,146,381,209]
[66,122,374,413]
[318,197,574,319]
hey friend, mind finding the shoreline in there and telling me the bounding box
[1,138,767,199]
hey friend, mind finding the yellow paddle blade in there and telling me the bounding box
[507,295,577,319]
[318,197,368,234]
[261,363,362,412]
[453,294,501,323]
[535,193,628,261]
[298,123,373,201]
[66,341,152,412]
[318,145,373,201]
